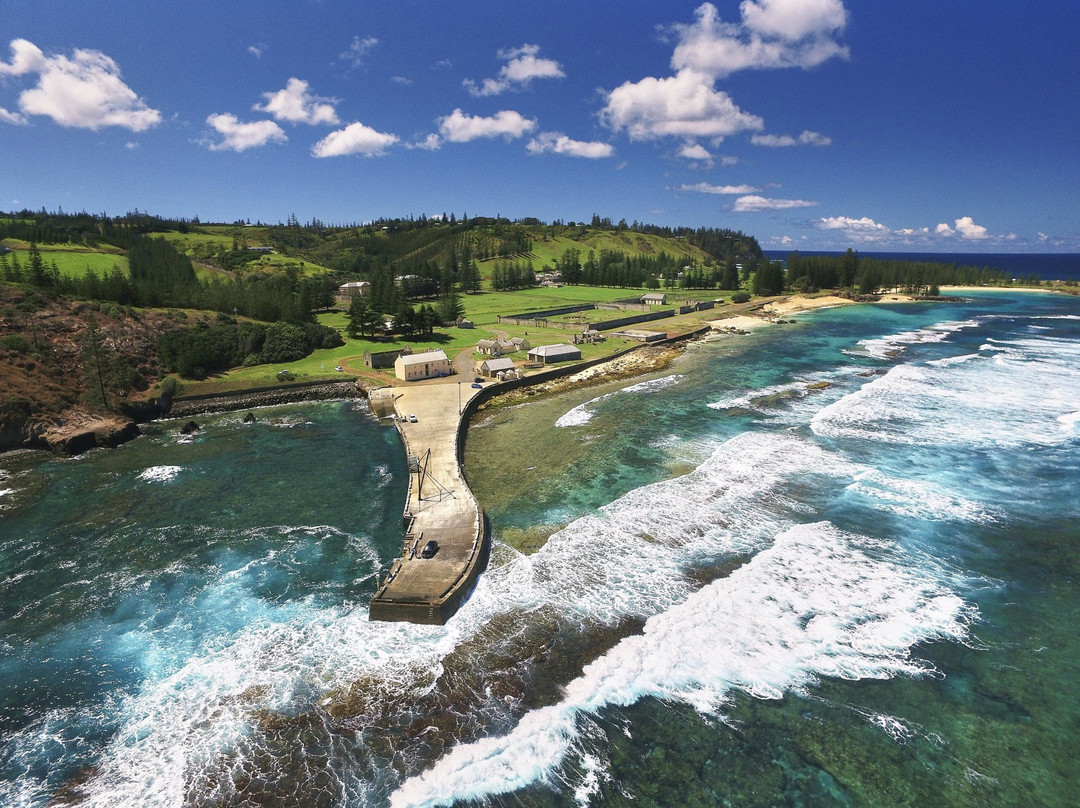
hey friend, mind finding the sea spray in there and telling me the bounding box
[391,522,978,808]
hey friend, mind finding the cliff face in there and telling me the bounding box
[0,286,196,453]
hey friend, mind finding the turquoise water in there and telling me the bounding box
[2,292,1078,806]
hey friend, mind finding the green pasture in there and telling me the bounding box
[504,230,709,271]
[459,286,644,325]
[6,247,129,278]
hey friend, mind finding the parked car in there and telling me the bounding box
[408,414,418,423]
[420,540,439,559]
[471,383,483,389]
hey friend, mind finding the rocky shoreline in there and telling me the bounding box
[1,380,363,456]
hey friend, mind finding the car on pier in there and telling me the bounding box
[420,540,439,559]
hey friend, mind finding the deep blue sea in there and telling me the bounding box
[2,290,1079,807]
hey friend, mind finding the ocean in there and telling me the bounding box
[2,290,1078,807]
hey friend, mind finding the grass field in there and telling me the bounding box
[5,247,130,278]
[519,230,709,270]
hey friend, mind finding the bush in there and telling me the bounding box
[159,376,183,399]
[1,334,30,353]
[730,291,751,303]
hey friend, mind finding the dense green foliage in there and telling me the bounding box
[783,249,1014,295]
[156,318,343,379]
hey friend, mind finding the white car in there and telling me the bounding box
[408,414,418,423]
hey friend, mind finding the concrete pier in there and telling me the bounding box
[368,381,489,624]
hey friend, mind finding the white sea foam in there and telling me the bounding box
[846,469,999,524]
[1059,411,1080,434]
[707,370,847,413]
[853,319,982,360]
[813,330,1080,448]
[137,465,184,483]
[390,522,976,808]
[556,374,684,427]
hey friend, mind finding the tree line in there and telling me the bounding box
[1,239,340,324]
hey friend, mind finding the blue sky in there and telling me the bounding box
[2,0,1078,252]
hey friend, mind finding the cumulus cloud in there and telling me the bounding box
[437,108,537,142]
[464,44,565,97]
[678,141,713,162]
[204,113,286,152]
[733,194,817,211]
[340,35,378,68]
[817,214,1006,245]
[818,215,890,234]
[602,69,763,141]
[599,3,847,145]
[526,132,613,158]
[752,129,831,147]
[670,0,849,77]
[407,133,443,151]
[678,181,759,194]
[0,38,161,131]
[254,78,339,125]
[311,121,398,157]
[952,216,989,239]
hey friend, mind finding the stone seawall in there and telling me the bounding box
[167,380,361,418]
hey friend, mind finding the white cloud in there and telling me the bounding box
[204,113,287,152]
[391,76,413,86]
[953,215,988,240]
[464,44,565,97]
[741,0,849,41]
[407,133,443,151]
[526,132,613,158]
[679,181,759,194]
[0,38,161,131]
[733,194,817,211]
[340,35,379,68]
[254,78,339,126]
[437,108,537,142]
[247,44,265,59]
[818,215,890,233]
[311,121,398,157]
[817,214,1007,246]
[670,1,848,78]
[752,129,831,147]
[0,106,27,125]
[0,39,47,76]
[601,68,764,141]
[678,141,712,162]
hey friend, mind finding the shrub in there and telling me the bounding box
[730,291,751,303]
[1,334,30,353]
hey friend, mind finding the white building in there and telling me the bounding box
[394,349,451,381]
[339,280,370,298]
